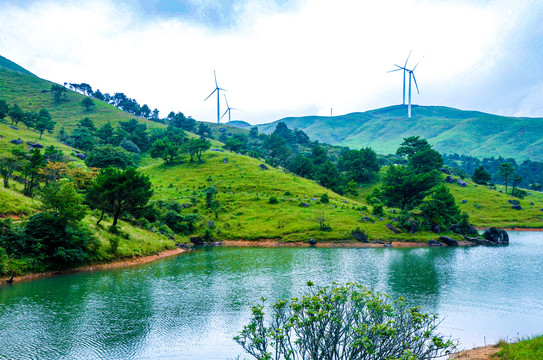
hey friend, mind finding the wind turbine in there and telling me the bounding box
[387,51,411,106]
[204,70,226,124]
[220,94,238,123]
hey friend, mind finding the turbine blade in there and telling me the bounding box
[412,73,420,94]
[224,94,229,108]
[221,109,229,119]
[413,56,424,71]
[404,50,412,68]
[214,70,218,88]
[204,88,217,101]
[387,68,402,73]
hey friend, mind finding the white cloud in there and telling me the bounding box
[0,0,540,124]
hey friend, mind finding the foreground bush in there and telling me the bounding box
[235,282,456,360]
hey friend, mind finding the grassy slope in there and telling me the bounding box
[253,105,543,161]
[494,335,543,359]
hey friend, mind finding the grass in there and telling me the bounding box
[0,184,38,216]
[493,336,543,359]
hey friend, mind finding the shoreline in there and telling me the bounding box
[219,239,475,248]
[449,344,501,359]
[0,248,185,285]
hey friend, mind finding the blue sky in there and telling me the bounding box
[1,0,543,124]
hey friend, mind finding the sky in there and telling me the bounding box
[1,0,543,124]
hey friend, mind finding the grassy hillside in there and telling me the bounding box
[252,105,543,161]
[0,55,34,76]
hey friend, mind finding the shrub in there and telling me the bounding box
[372,203,384,217]
[320,193,329,203]
[284,191,292,196]
[235,282,456,360]
[269,196,279,204]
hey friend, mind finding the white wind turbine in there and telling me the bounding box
[204,70,226,124]
[221,94,238,123]
[388,52,422,117]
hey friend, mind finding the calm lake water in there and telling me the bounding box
[0,231,542,359]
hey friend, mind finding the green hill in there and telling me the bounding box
[252,105,543,161]
[0,55,34,76]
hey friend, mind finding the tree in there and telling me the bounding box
[197,122,213,138]
[235,282,456,360]
[85,145,136,169]
[139,104,151,119]
[35,109,55,139]
[396,136,431,158]
[498,162,515,193]
[316,160,342,193]
[376,165,438,210]
[22,110,38,129]
[472,165,492,185]
[185,137,211,162]
[40,182,87,223]
[264,133,291,166]
[96,122,115,144]
[202,186,220,218]
[150,139,178,164]
[8,104,25,126]
[77,117,97,133]
[67,127,94,151]
[249,126,259,138]
[22,149,46,197]
[80,97,95,111]
[286,154,313,177]
[50,84,67,103]
[224,134,248,153]
[511,173,523,197]
[420,185,462,229]
[0,99,9,120]
[338,147,380,183]
[87,167,153,226]
[409,148,443,174]
[0,156,18,188]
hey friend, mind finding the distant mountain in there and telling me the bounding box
[247,105,543,161]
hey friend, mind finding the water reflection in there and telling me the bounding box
[0,233,542,359]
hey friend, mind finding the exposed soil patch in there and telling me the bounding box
[449,344,500,359]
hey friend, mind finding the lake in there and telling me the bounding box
[0,231,542,359]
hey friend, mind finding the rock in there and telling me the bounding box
[508,199,520,205]
[392,217,398,222]
[457,179,467,187]
[219,127,226,132]
[530,202,534,206]
[343,200,348,204]
[406,219,417,233]
[461,200,468,204]
[483,227,509,245]
[440,168,453,175]
[259,163,268,170]
[385,224,402,234]
[76,153,87,160]
[308,238,317,245]
[440,236,459,246]
[372,241,385,244]
[511,204,522,210]
[360,216,372,222]
[190,236,204,246]
[223,158,228,163]
[431,224,441,234]
[351,228,368,243]
[499,190,503,193]
[302,203,310,208]
[449,224,463,234]
[9,126,18,130]
[10,138,23,145]
[428,239,443,247]
[467,225,479,235]
[211,148,223,152]
[445,176,454,183]
[384,243,393,248]
[488,186,493,190]
[540,208,543,212]
[311,198,318,201]
[378,218,384,221]
[27,142,43,148]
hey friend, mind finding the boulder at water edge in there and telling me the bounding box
[428,239,444,247]
[439,236,459,246]
[483,227,509,245]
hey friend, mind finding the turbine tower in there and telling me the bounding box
[388,53,422,118]
[387,51,411,105]
[204,70,226,124]
[220,94,238,123]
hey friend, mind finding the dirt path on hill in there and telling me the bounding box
[449,344,501,359]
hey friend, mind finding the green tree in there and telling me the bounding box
[85,145,136,169]
[0,99,10,120]
[472,165,492,185]
[511,173,523,197]
[80,97,95,111]
[0,156,19,188]
[409,147,443,174]
[87,167,153,226]
[77,117,97,133]
[235,282,456,360]
[376,165,438,210]
[50,84,67,103]
[202,186,220,218]
[23,149,46,197]
[224,134,248,153]
[316,160,342,193]
[8,104,25,126]
[40,182,87,223]
[286,154,313,177]
[35,109,55,139]
[96,122,115,144]
[22,110,38,129]
[150,138,178,165]
[498,162,515,193]
[338,147,380,183]
[185,137,211,162]
[396,136,431,158]
[197,122,213,138]
[264,133,291,166]
[420,185,461,229]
